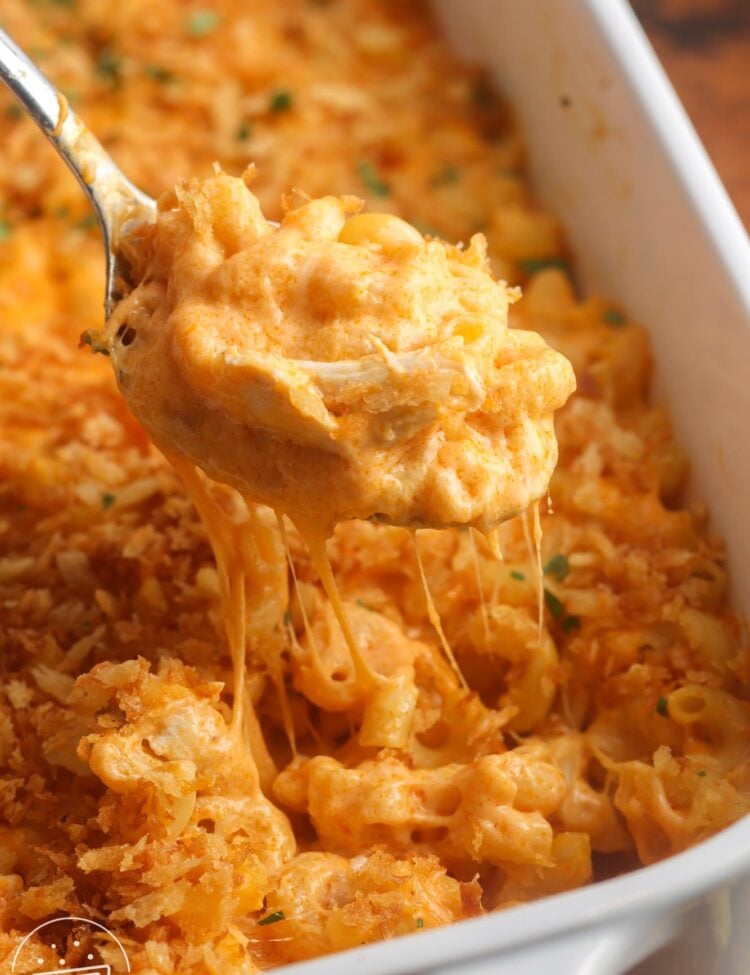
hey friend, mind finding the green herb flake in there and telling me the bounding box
[269,89,293,113]
[519,256,570,276]
[283,610,292,626]
[656,696,669,717]
[187,9,219,37]
[431,164,460,187]
[697,770,707,777]
[416,918,424,928]
[144,64,174,84]
[236,121,252,141]
[54,205,71,220]
[561,614,581,633]
[544,588,580,632]
[0,219,10,242]
[544,554,569,582]
[51,0,75,7]
[97,50,121,84]
[75,213,97,230]
[510,570,526,581]
[80,330,110,356]
[603,308,626,326]
[101,493,116,510]
[543,588,565,621]
[6,104,22,120]
[357,159,391,198]
[258,910,285,927]
[355,598,372,611]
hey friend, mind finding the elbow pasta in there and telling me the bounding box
[275,752,566,867]
[1,1,750,973]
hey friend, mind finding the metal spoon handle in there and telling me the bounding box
[0,27,155,313]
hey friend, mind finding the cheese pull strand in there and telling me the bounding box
[293,519,380,687]
[532,499,544,641]
[167,453,248,733]
[521,502,545,642]
[469,528,490,645]
[414,532,468,690]
[483,526,504,561]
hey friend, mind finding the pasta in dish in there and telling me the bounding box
[0,1,748,973]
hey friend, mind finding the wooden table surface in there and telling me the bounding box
[632,0,750,229]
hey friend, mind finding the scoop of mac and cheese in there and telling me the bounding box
[101,171,574,534]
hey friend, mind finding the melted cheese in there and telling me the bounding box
[167,453,289,782]
[413,533,468,689]
[469,528,490,646]
[96,172,574,738]
[532,501,545,639]
[167,453,249,734]
[100,171,575,538]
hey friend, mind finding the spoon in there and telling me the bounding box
[0,27,155,316]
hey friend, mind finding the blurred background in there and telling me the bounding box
[632,0,750,228]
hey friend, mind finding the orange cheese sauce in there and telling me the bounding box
[100,171,574,537]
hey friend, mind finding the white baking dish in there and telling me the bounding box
[280,1,750,973]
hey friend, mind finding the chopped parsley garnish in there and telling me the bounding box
[236,121,252,141]
[258,910,285,926]
[431,164,460,187]
[357,160,391,197]
[519,256,570,276]
[0,219,10,241]
[416,918,424,928]
[283,610,292,626]
[80,330,110,356]
[97,51,122,84]
[355,598,372,610]
[187,9,220,36]
[144,64,174,84]
[544,554,569,582]
[6,104,22,120]
[543,588,565,620]
[544,588,580,632]
[561,614,581,633]
[603,308,626,326]
[101,493,116,510]
[269,89,293,113]
[510,570,526,581]
[697,770,707,777]
[74,214,97,230]
[656,696,669,717]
